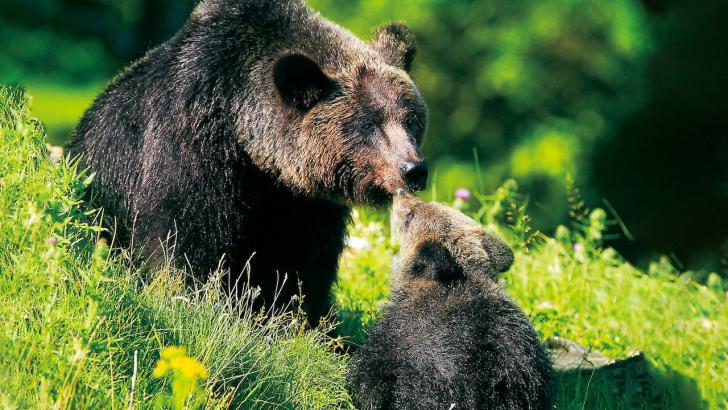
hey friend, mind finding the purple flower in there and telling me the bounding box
[47,236,58,245]
[454,188,471,201]
[572,242,583,252]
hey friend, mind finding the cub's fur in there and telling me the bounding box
[348,194,553,409]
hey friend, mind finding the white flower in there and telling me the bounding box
[347,236,372,251]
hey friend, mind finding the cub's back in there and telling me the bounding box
[349,279,552,410]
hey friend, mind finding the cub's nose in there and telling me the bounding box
[401,161,428,191]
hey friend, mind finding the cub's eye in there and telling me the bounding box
[403,211,415,226]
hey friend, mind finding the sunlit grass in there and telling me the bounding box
[0,87,351,409]
[24,82,102,145]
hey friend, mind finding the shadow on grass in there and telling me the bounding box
[46,124,74,146]
[555,360,703,409]
[335,307,372,349]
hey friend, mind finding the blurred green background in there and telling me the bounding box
[1,0,726,273]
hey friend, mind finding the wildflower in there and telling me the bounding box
[535,301,554,310]
[453,188,471,210]
[47,236,58,245]
[572,242,586,263]
[153,358,170,378]
[347,236,372,251]
[454,188,471,201]
[153,346,208,409]
[46,144,63,164]
[153,346,208,380]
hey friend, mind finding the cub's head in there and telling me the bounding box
[268,22,428,206]
[392,192,514,283]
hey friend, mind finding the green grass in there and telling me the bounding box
[0,87,351,409]
[23,82,102,145]
[1,86,726,409]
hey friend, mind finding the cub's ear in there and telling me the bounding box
[370,22,416,72]
[483,234,514,273]
[273,53,335,111]
[410,240,464,282]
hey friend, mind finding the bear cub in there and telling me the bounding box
[348,192,553,410]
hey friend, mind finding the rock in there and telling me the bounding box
[46,144,63,164]
[546,337,651,397]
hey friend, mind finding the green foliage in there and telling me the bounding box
[0,0,194,84]
[24,82,104,145]
[311,0,654,232]
[333,209,395,346]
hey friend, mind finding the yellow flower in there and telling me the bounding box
[152,359,170,378]
[173,356,209,379]
[161,346,187,361]
[153,346,208,380]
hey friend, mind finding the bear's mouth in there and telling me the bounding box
[356,183,393,207]
[334,162,400,207]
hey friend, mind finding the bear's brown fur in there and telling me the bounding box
[65,0,428,324]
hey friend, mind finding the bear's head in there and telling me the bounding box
[265,23,428,206]
[392,191,514,282]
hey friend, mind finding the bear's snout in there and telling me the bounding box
[400,160,428,191]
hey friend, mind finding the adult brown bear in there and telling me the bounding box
[66,0,428,325]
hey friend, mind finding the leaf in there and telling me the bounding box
[82,172,96,187]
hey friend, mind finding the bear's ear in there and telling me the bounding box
[273,53,336,111]
[482,234,514,273]
[410,240,464,282]
[370,22,416,72]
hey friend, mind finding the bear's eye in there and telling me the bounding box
[359,111,383,136]
[404,116,422,140]
[363,120,378,134]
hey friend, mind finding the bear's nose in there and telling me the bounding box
[401,161,428,191]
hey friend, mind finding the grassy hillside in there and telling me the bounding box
[1,86,726,409]
[0,87,351,409]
